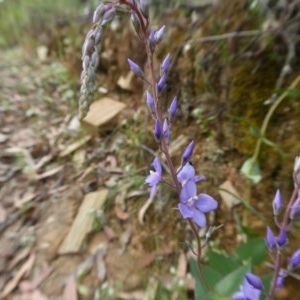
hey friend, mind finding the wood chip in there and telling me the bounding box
[1,252,36,298]
[83,98,125,127]
[59,135,91,158]
[58,190,108,254]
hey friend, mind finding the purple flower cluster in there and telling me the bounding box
[232,157,300,299]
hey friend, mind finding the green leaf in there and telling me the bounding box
[249,126,262,138]
[240,157,262,184]
[214,264,251,297]
[236,238,266,265]
[190,258,223,300]
[207,251,240,275]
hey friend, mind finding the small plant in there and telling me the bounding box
[79,1,300,299]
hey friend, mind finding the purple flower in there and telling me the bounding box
[232,277,261,300]
[127,58,144,79]
[276,269,286,288]
[145,156,162,199]
[148,29,156,53]
[168,96,177,122]
[146,90,155,115]
[131,13,140,35]
[277,229,287,248]
[181,141,195,164]
[178,181,218,228]
[290,197,300,219]
[154,119,162,142]
[288,248,300,270]
[177,162,205,185]
[155,25,166,44]
[139,0,149,19]
[273,189,283,216]
[245,273,263,291]
[157,73,167,93]
[266,227,276,250]
[160,53,171,75]
[163,119,171,144]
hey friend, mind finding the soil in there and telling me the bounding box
[1,1,300,299]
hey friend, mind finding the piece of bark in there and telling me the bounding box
[83,98,125,127]
[58,190,108,254]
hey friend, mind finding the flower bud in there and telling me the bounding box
[168,96,177,122]
[273,189,283,216]
[154,119,162,142]
[157,73,167,93]
[145,90,155,115]
[101,7,116,26]
[266,226,276,251]
[245,273,263,291]
[155,25,166,44]
[131,13,140,35]
[139,0,149,19]
[82,38,94,57]
[127,58,145,79]
[93,4,106,23]
[288,248,300,270]
[289,196,300,220]
[277,229,287,248]
[163,119,171,144]
[276,269,286,288]
[160,53,171,75]
[148,29,156,53]
[181,141,195,164]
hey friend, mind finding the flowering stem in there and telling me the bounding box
[268,184,299,299]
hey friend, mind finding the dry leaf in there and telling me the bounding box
[114,205,129,220]
[218,180,241,209]
[138,196,154,225]
[62,275,78,300]
[8,248,31,271]
[1,253,36,298]
[59,136,91,158]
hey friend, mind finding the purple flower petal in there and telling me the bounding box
[266,227,276,250]
[194,194,218,213]
[180,181,197,203]
[191,208,206,228]
[178,203,193,219]
[245,273,263,291]
[177,162,195,183]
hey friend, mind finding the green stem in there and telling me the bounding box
[251,74,300,167]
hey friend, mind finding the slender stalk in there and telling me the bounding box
[251,73,300,168]
[267,185,299,299]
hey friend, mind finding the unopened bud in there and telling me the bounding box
[157,73,167,93]
[273,189,283,216]
[140,0,149,19]
[127,58,145,79]
[155,25,166,44]
[245,273,263,291]
[181,141,195,164]
[93,4,106,23]
[131,13,140,35]
[168,96,177,122]
[289,248,300,270]
[101,7,116,26]
[154,119,162,142]
[160,53,171,75]
[266,227,276,251]
[146,90,155,115]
